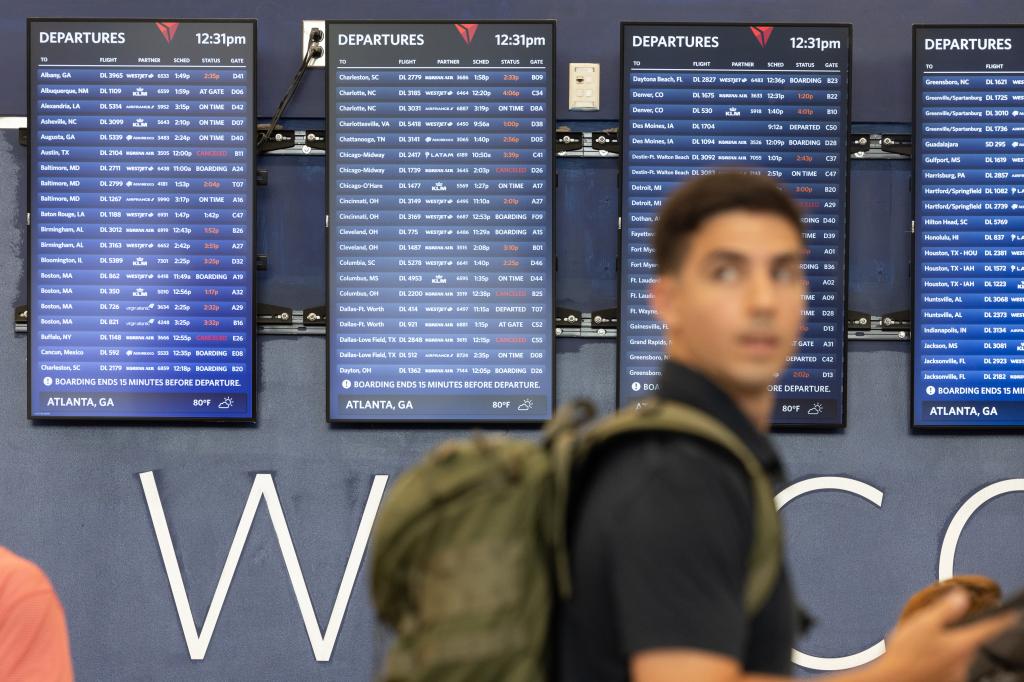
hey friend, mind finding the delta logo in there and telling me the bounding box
[155,21,180,44]
[454,23,478,45]
[750,25,774,48]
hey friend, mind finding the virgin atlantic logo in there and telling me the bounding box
[156,22,180,44]
[750,25,774,48]
[454,23,479,45]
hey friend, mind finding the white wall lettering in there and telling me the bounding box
[776,476,887,671]
[139,471,389,661]
[939,478,1024,580]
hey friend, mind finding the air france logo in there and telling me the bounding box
[750,25,774,48]
[156,22,180,44]
[454,23,479,45]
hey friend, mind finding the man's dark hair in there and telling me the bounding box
[653,171,803,274]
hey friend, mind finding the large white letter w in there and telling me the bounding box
[138,471,389,661]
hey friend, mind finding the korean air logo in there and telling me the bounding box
[454,23,479,45]
[750,25,774,47]
[156,21,180,44]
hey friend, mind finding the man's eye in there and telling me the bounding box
[712,265,739,282]
[774,265,800,282]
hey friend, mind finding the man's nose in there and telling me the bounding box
[747,270,778,314]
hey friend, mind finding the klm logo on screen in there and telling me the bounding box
[155,21,179,44]
[138,471,388,661]
[750,25,774,47]
[454,23,479,45]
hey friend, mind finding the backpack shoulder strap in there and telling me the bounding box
[580,399,782,617]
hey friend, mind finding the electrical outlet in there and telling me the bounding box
[302,20,326,68]
[569,62,600,111]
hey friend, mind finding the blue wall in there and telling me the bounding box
[3,1,1024,680]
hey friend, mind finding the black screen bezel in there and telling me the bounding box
[26,17,259,424]
[615,21,854,430]
[323,19,559,425]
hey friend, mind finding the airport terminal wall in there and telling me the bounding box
[1,0,1024,678]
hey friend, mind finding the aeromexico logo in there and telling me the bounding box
[156,22,180,44]
[750,25,774,47]
[454,23,479,45]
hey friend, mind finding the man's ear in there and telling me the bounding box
[650,275,678,330]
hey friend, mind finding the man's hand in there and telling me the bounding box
[875,588,1019,682]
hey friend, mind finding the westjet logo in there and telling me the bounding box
[155,22,179,44]
[454,23,479,45]
[750,25,774,47]
[139,471,389,661]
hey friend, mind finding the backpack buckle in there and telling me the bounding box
[542,400,595,444]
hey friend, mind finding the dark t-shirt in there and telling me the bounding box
[557,361,797,681]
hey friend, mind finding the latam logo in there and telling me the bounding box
[750,25,774,48]
[454,23,479,45]
[156,22,180,44]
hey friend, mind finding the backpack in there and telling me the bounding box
[370,398,782,682]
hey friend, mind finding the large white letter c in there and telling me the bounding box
[775,476,887,671]
[939,478,1024,580]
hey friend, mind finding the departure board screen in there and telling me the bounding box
[914,25,1024,428]
[326,21,555,423]
[619,23,851,427]
[27,19,256,421]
